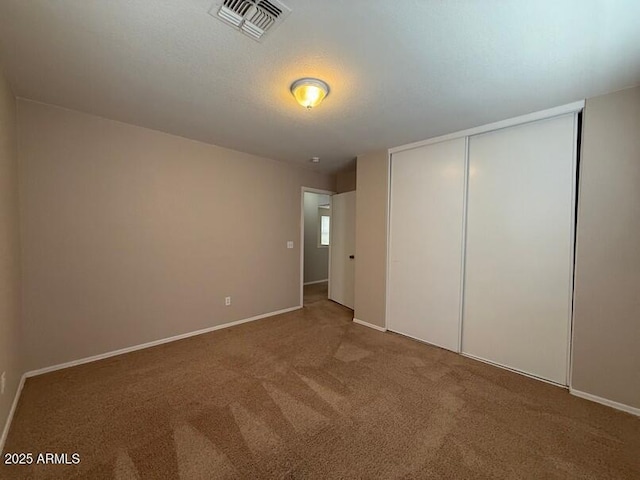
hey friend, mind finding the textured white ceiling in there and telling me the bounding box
[0,1,639,173]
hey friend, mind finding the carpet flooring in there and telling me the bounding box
[303,282,328,306]
[2,298,639,479]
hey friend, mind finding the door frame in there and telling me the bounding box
[300,187,335,307]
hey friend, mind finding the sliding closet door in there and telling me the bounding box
[462,114,576,384]
[388,138,466,351]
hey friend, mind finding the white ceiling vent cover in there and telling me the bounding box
[210,0,291,41]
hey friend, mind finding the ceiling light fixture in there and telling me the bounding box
[290,78,330,109]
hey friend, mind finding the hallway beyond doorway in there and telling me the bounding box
[303,281,328,306]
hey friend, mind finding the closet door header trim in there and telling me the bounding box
[389,100,584,154]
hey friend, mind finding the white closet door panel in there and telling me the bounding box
[463,114,576,384]
[389,138,466,351]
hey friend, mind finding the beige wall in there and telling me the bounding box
[336,168,356,193]
[572,86,640,409]
[0,68,22,439]
[303,193,330,284]
[18,100,334,370]
[354,150,388,328]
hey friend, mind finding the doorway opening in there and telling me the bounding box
[301,188,333,306]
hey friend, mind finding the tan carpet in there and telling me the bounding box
[2,299,639,479]
[303,281,328,306]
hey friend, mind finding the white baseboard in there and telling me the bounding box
[303,279,328,286]
[353,318,387,332]
[1,373,26,454]
[570,388,640,417]
[25,305,302,378]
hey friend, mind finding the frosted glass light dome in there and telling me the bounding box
[290,78,330,109]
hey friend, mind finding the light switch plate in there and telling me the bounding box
[287,241,294,249]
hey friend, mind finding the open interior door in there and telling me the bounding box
[329,191,356,309]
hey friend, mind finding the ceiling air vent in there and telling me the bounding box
[210,0,291,41]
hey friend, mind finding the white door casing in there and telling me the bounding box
[300,187,335,307]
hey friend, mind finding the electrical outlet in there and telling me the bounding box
[1,371,5,395]
[287,241,294,249]
[225,296,231,306]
